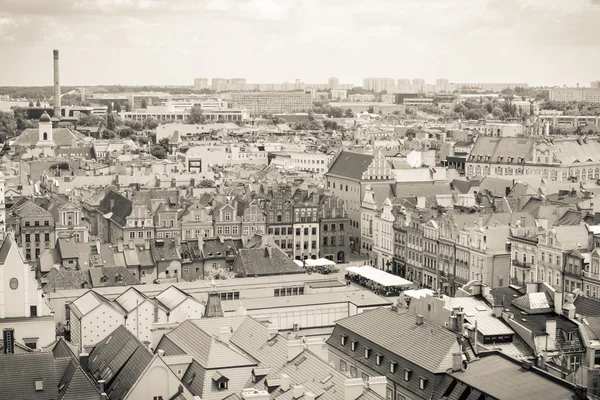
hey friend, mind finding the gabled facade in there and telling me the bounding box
[214,200,242,237]
[180,201,214,241]
[53,200,89,242]
[155,201,180,240]
[320,195,350,263]
[360,185,377,263]
[0,233,55,350]
[10,199,56,262]
[265,187,294,257]
[241,199,266,237]
[292,200,319,260]
[372,197,395,271]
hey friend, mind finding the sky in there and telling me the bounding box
[0,0,599,87]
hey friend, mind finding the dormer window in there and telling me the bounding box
[351,340,358,351]
[224,212,231,221]
[419,377,428,390]
[364,348,371,359]
[340,335,348,346]
[390,361,398,373]
[404,369,412,381]
[376,354,382,365]
[35,379,43,391]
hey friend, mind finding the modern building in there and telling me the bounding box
[328,77,339,89]
[549,87,600,104]
[193,78,209,90]
[229,92,312,114]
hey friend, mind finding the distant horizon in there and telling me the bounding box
[1,0,599,87]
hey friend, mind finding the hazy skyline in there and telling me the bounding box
[1,0,599,87]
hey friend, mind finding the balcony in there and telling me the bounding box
[583,271,600,281]
[512,259,532,269]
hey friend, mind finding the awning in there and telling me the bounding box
[345,265,413,287]
[294,258,337,267]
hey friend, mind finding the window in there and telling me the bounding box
[44,220,49,226]
[35,233,40,242]
[404,369,412,381]
[30,306,37,317]
[25,234,30,243]
[312,227,317,235]
[34,220,39,226]
[224,212,231,221]
[217,226,223,235]
[296,228,301,235]
[376,354,382,365]
[304,228,309,235]
[340,360,347,372]
[351,340,358,351]
[341,335,348,346]
[25,221,30,227]
[419,377,428,390]
[129,231,135,239]
[390,361,397,373]
[35,379,44,391]
[364,348,371,359]
[339,223,344,231]
[153,397,164,400]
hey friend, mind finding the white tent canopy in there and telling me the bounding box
[294,258,337,267]
[345,265,413,287]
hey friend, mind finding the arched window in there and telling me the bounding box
[43,132,48,140]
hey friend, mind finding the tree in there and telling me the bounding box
[492,107,505,119]
[125,103,132,112]
[0,112,16,137]
[28,101,34,107]
[0,133,6,143]
[106,114,116,131]
[485,103,494,114]
[143,118,159,130]
[114,102,122,113]
[344,108,354,118]
[151,138,170,159]
[106,102,113,114]
[188,106,206,124]
[464,109,485,120]
[323,120,339,130]
[367,106,375,114]
[101,130,116,139]
[118,127,136,138]
[199,179,215,188]
[141,99,147,109]
[36,100,41,107]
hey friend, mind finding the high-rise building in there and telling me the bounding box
[592,81,600,89]
[328,77,339,89]
[194,78,209,90]
[549,87,600,104]
[211,78,228,92]
[411,78,425,93]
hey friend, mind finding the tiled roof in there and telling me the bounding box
[57,358,102,400]
[97,190,132,227]
[254,350,384,400]
[329,308,460,373]
[156,285,199,311]
[229,317,288,369]
[12,199,53,218]
[89,266,140,288]
[161,320,256,369]
[233,246,305,277]
[0,352,75,400]
[574,295,600,317]
[326,151,374,181]
[151,238,181,262]
[13,127,85,147]
[88,325,153,400]
[448,353,578,400]
[44,267,91,292]
[113,287,148,313]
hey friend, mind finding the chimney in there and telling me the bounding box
[292,385,304,399]
[416,314,424,326]
[452,353,463,372]
[267,323,279,340]
[367,376,387,398]
[287,338,305,362]
[2,328,14,355]
[79,352,89,371]
[448,315,458,332]
[546,320,557,339]
[241,389,271,400]
[344,378,364,400]
[197,235,204,252]
[492,304,503,318]
[98,380,106,393]
[153,298,159,323]
[101,394,108,400]
[304,337,326,360]
[219,326,233,342]
[157,349,165,357]
[53,49,61,118]
[128,240,135,250]
[280,374,290,391]
[117,240,124,253]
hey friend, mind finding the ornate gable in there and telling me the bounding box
[362,149,393,181]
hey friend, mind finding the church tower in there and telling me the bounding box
[37,111,56,156]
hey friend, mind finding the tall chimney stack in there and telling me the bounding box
[53,49,61,119]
